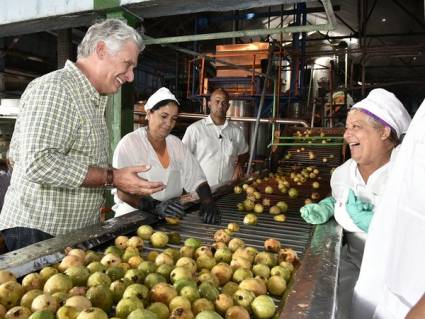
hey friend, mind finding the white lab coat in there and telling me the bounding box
[182,115,249,187]
[112,127,207,216]
[331,149,398,232]
[352,100,425,319]
[330,149,399,319]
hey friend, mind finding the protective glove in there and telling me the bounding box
[196,182,221,224]
[138,196,185,219]
[345,189,374,232]
[300,196,335,224]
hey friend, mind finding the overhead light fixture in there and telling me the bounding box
[27,56,44,63]
[357,81,363,85]
[381,18,387,22]
[246,13,255,20]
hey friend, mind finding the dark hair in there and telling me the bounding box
[210,88,229,101]
[149,99,179,112]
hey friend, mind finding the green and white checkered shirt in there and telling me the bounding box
[0,61,110,235]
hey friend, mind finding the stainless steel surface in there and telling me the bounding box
[0,212,157,277]
[281,220,342,318]
[227,100,252,146]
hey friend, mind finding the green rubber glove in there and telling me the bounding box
[345,189,374,232]
[300,196,336,224]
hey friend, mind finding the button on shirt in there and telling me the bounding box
[0,60,109,236]
[182,116,248,187]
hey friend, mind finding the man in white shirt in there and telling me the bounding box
[182,88,249,187]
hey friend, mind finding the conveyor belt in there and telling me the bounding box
[155,193,313,257]
[0,163,341,319]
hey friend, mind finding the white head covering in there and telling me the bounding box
[145,87,179,111]
[351,88,411,138]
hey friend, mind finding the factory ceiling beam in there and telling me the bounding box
[392,0,425,30]
[0,13,99,38]
[0,0,317,37]
[183,5,341,23]
[364,0,379,28]
[126,0,318,19]
[143,0,337,45]
[335,13,357,34]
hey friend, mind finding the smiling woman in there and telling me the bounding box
[112,87,222,225]
[344,108,395,182]
[299,88,411,319]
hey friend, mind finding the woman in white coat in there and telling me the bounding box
[352,98,425,319]
[299,88,411,318]
[112,87,221,224]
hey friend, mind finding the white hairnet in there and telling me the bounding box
[145,87,179,111]
[351,88,411,138]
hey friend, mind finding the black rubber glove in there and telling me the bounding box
[138,197,185,219]
[196,182,221,224]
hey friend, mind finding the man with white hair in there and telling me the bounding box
[0,19,165,251]
[299,88,411,318]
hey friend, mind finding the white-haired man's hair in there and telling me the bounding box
[77,19,144,59]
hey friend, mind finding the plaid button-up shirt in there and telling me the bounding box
[0,61,110,235]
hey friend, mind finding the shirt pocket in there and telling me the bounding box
[74,109,108,165]
[199,136,220,158]
[222,137,236,157]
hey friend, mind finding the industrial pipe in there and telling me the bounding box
[134,111,309,127]
[144,23,334,45]
[247,44,274,175]
[143,0,337,45]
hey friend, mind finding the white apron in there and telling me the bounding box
[352,99,425,319]
[114,164,183,217]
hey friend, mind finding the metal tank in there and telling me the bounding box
[227,99,271,161]
[226,99,252,145]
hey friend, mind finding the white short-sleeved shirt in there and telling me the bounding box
[182,116,249,187]
[112,127,206,215]
[330,146,399,232]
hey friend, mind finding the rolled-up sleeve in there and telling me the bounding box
[20,82,88,188]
